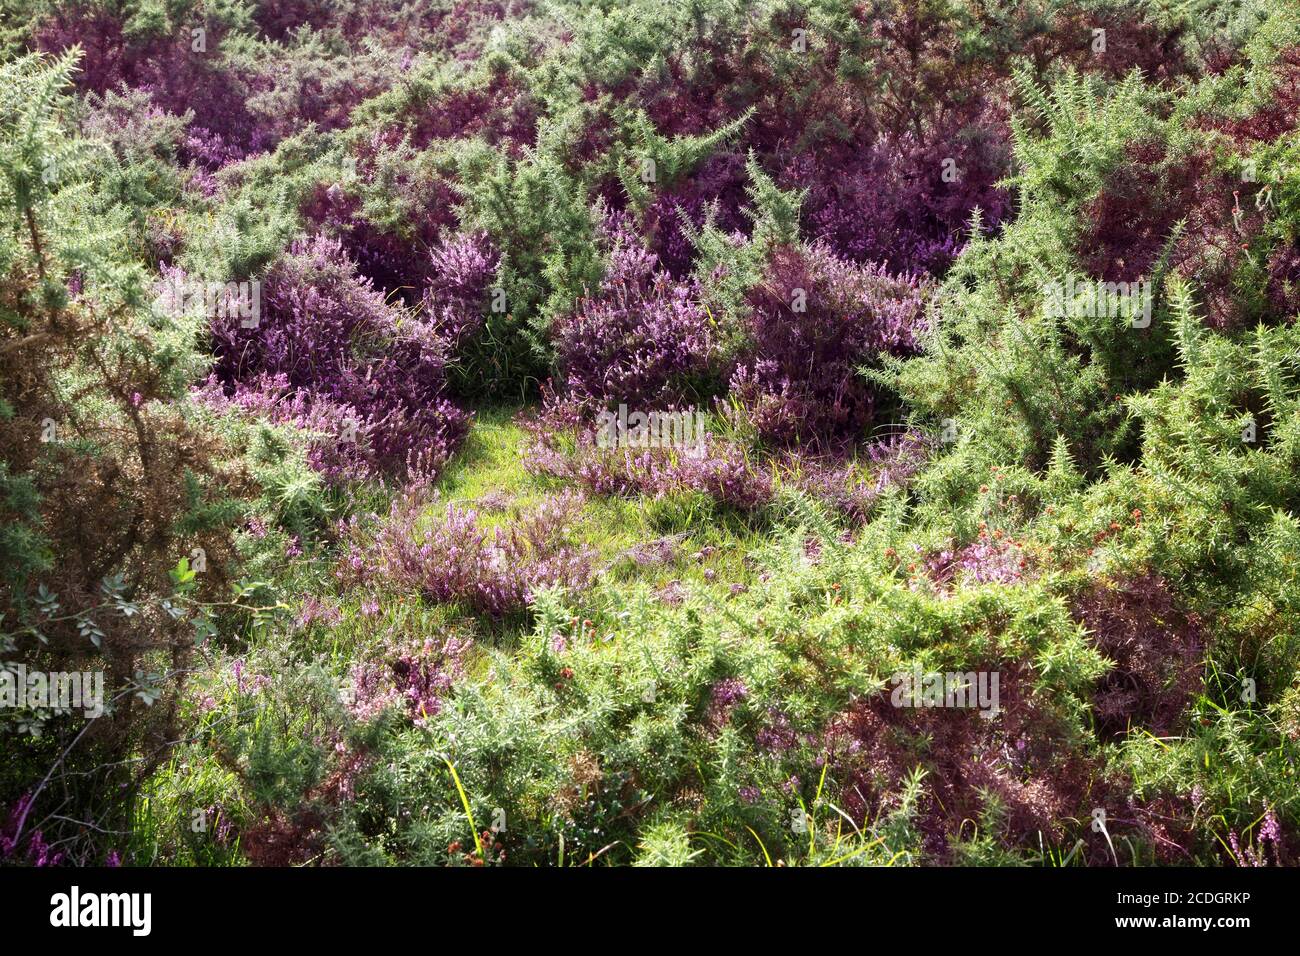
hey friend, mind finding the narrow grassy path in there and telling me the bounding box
[434,405,767,593]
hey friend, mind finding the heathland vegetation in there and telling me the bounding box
[2,0,1298,866]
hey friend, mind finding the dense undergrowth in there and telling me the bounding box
[2,0,1299,866]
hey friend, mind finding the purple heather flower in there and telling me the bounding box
[339,488,595,617]
[711,678,750,708]
[554,212,717,409]
[199,235,472,486]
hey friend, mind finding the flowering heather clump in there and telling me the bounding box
[300,177,464,300]
[819,686,1001,850]
[643,153,752,277]
[1080,140,1272,329]
[298,596,343,629]
[1,793,65,866]
[553,214,717,408]
[706,677,749,727]
[1227,807,1289,867]
[423,231,501,354]
[921,537,1029,590]
[659,440,774,511]
[1,796,30,857]
[786,431,931,521]
[339,486,595,616]
[730,244,928,449]
[349,636,471,726]
[786,107,1012,276]
[641,2,1014,276]
[37,3,515,167]
[202,235,471,483]
[238,37,403,144]
[36,11,270,165]
[755,707,801,754]
[522,406,774,511]
[817,666,1176,862]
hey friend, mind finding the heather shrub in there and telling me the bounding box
[728,242,929,450]
[204,233,472,483]
[782,431,932,522]
[35,0,271,164]
[34,0,455,170]
[553,212,719,409]
[338,485,596,618]
[423,229,501,359]
[1071,573,1205,739]
[771,3,1012,275]
[1022,2,1198,83]
[643,152,751,278]
[299,168,461,302]
[521,403,775,514]
[521,397,930,524]
[633,0,1017,275]
[347,633,471,727]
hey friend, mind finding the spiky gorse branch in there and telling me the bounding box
[0,48,282,866]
